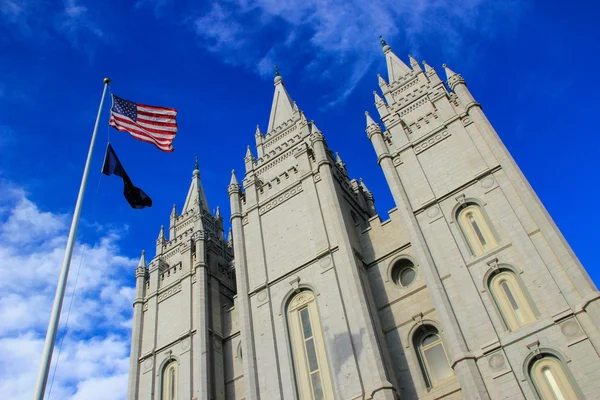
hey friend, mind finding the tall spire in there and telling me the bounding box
[442,64,458,80]
[182,158,210,214]
[229,169,239,186]
[380,37,411,83]
[408,54,422,71]
[137,250,147,269]
[365,111,377,128]
[157,225,165,241]
[267,65,296,133]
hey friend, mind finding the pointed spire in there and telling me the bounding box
[227,227,233,247]
[137,250,147,268]
[255,125,262,138]
[381,40,411,83]
[171,204,177,217]
[423,60,435,74]
[230,169,239,186]
[215,206,221,219]
[359,178,370,193]
[442,64,457,80]
[245,145,253,160]
[374,91,385,106]
[267,65,296,132]
[182,158,210,214]
[377,73,387,87]
[408,54,422,71]
[365,111,377,128]
[335,152,347,173]
[158,225,165,241]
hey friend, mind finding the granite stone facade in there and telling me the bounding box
[127,42,600,400]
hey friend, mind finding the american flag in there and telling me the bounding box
[109,94,178,152]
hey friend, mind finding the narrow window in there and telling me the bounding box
[413,326,453,388]
[162,361,177,400]
[530,356,578,400]
[490,271,536,331]
[457,204,497,255]
[288,291,334,399]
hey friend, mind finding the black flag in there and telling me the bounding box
[101,143,152,209]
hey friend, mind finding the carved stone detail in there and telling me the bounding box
[414,130,450,154]
[158,284,182,303]
[258,184,303,215]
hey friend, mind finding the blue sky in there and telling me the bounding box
[1,0,598,398]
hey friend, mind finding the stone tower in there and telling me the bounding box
[127,162,236,400]
[127,40,600,400]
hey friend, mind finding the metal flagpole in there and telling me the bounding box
[33,78,111,400]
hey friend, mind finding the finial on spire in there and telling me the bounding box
[274,64,283,84]
[171,204,177,217]
[255,125,262,137]
[245,145,253,159]
[379,35,391,53]
[158,225,165,240]
[194,156,199,171]
[215,206,221,219]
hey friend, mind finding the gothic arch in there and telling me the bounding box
[483,263,540,325]
[451,197,500,256]
[522,347,583,400]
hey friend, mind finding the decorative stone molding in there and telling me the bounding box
[289,276,301,294]
[314,173,321,182]
[143,303,149,311]
[242,217,249,225]
[258,184,303,215]
[158,284,182,303]
[220,285,235,299]
[392,154,402,166]
[413,130,450,154]
[399,97,428,117]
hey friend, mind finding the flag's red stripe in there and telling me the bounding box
[135,115,178,128]
[110,120,175,145]
[137,106,177,116]
[109,118,174,144]
[136,103,177,112]
[110,119,174,152]
[136,114,178,125]
[112,114,177,137]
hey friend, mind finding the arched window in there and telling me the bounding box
[413,325,453,388]
[489,271,536,331]
[457,204,497,255]
[287,290,334,400]
[390,258,417,288]
[162,360,178,400]
[529,355,578,399]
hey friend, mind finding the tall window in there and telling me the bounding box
[457,204,497,255]
[530,355,578,400]
[287,291,333,400]
[413,325,453,388]
[162,360,177,400]
[489,271,536,331]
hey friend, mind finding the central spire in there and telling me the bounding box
[182,157,210,214]
[267,65,296,133]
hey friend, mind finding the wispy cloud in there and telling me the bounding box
[170,0,527,104]
[0,0,105,54]
[0,181,135,399]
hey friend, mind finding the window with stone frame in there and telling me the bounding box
[457,204,497,256]
[162,360,178,400]
[287,290,334,400]
[489,270,536,331]
[529,355,579,400]
[413,325,453,388]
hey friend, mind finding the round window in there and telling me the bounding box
[391,259,416,287]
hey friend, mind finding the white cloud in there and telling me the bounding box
[178,0,526,104]
[0,181,135,400]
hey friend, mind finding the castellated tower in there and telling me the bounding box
[127,161,236,400]
[128,40,600,400]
